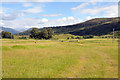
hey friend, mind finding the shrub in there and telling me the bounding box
[71,36,74,39]
[67,37,70,39]
[75,36,81,39]
[83,35,94,39]
[19,36,27,39]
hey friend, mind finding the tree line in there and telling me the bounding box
[67,35,94,39]
[29,28,54,39]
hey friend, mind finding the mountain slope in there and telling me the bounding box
[18,17,120,36]
[69,18,119,36]
[0,27,20,34]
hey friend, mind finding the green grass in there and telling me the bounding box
[2,38,118,78]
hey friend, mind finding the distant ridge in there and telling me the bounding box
[0,27,20,34]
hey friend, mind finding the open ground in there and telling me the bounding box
[2,38,118,78]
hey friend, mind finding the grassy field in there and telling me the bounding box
[2,38,118,78]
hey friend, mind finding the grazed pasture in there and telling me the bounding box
[2,38,118,78]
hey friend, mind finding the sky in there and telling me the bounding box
[0,1,118,31]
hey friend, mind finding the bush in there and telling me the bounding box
[83,35,94,39]
[71,36,74,39]
[19,36,27,39]
[105,36,107,38]
[67,37,70,39]
[75,36,81,39]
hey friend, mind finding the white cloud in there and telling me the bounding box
[86,16,98,20]
[56,17,83,26]
[71,3,89,10]
[0,0,54,2]
[25,0,54,2]
[91,2,96,5]
[42,18,48,22]
[73,4,118,18]
[0,11,23,20]
[23,7,43,13]
[62,17,67,21]
[0,0,119,2]
[68,16,74,20]
[24,26,39,28]
[102,5,118,17]
[81,5,118,17]
[0,7,3,14]
[23,3,33,7]
[37,14,62,17]
[82,8,100,15]
[0,22,4,26]
[41,17,83,27]
[0,4,44,21]
[2,17,84,30]
[2,18,41,29]
[0,7,26,21]
[86,16,93,20]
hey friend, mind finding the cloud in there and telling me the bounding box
[81,5,118,17]
[82,8,99,15]
[68,16,74,20]
[26,0,54,2]
[0,0,119,2]
[72,3,118,18]
[2,18,41,29]
[37,14,62,17]
[85,16,98,20]
[0,22,4,26]
[0,6,43,21]
[86,16,93,20]
[62,17,67,21]
[22,3,33,7]
[55,17,83,26]
[2,16,84,30]
[62,16,76,21]
[0,11,23,21]
[71,3,89,10]
[42,18,48,22]
[0,7,26,21]
[0,0,54,2]
[0,7,3,14]
[102,5,118,17]
[24,26,39,28]
[23,6,43,13]
[1,3,44,21]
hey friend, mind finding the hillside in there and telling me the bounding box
[0,27,20,34]
[18,17,120,36]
